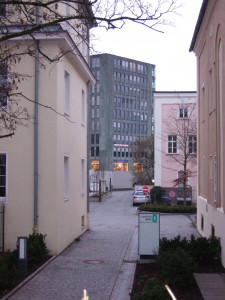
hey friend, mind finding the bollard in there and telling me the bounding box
[82,289,89,300]
[18,236,27,277]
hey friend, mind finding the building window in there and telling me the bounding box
[81,89,85,125]
[0,63,8,107]
[188,135,197,154]
[64,156,69,200]
[114,161,128,171]
[0,153,7,201]
[211,224,215,237]
[177,170,189,187]
[167,135,177,154]
[179,107,188,118]
[114,147,117,157]
[201,157,206,196]
[96,146,99,157]
[91,147,95,157]
[91,134,95,144]
[81,159,85,194]
[91,57,100,68]
[201,214,204,232]
[96,134,99,144]
[0,1,6,17]
[64,70,70,115]
[214,155,217,204]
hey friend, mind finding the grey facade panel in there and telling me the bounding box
[89,53,155,172]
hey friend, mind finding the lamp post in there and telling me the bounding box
[18,237,27,277]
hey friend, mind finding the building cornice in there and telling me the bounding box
[4,25,95,84]
[190,0,217,56]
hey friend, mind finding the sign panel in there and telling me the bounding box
[142,186,149,193]
[138,212,160,258]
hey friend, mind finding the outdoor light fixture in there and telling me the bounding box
[18,237,27,277]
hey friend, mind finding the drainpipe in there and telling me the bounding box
[34,3,40,230]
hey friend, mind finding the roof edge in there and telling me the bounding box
[189,0,208,52]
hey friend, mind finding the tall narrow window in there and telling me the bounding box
[188,135,197,154]
[64,156,69,200]
[64,70,70,115]
[214,155,217,204]
[81,159,85,194]
[167,135,177,154]
[0,153,7,201]
[201,157,206,196]
[0,63,8,107]
[81,89,85,125]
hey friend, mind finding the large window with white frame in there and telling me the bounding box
[64,156,69,200]
[0,153,7,202]
[167,135,177,154]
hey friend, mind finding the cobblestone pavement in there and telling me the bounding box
[4,190,201,300]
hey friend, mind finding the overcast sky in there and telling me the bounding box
[91,0,203,91]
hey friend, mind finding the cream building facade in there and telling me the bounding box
[0,3,95,255]
[190,0,225,267]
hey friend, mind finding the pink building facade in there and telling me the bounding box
[154,91,197,203]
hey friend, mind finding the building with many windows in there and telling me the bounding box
[154,91,197,203]
[0,2,95,255]
[190,0,225,267]
[89,54,155,187]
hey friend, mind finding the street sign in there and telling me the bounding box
[138,212,160,258]
[169,190,176,198]
[142,186,149,193]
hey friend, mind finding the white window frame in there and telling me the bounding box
[179,107,188,119]
[0,152,7,202]
[64,70,70,115]
[64,155,69,201]
[188,135,197,154]
[167,135,177,154]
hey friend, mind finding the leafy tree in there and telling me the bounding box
[0,0,181,138]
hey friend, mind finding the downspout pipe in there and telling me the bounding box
[34,3,39,229]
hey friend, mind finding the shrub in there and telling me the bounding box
[188,235,221,264]
[132,278,169,300]
[138,204,196,214]
[159,235,221,265]
[0,251,17,290]
[150,186,166,204]
[159,235,189,254]
[27,233,50,267]
[157,248,195,288]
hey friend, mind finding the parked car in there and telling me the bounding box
[133,190,150,206]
